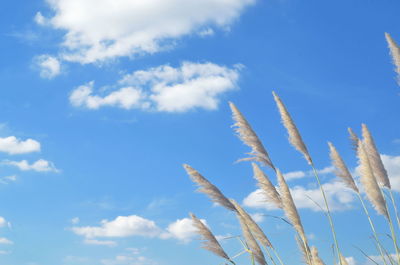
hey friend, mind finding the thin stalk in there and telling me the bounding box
[382,189,400,264]
[251,252,256,265]
[271,247,285,265]
[311,165,342,265]
[231,250,247,260]
[356,192,388,265]
[388,189,400,229]
[264,246,278,265]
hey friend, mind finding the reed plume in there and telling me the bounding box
[190,213,233,263]
[357,140,389,218]
[272,91,312,165]
[348,127,360,151]
[328,142,359,192]
[361,124,391,189]
[339,254,348,265]
[183,164,236,212]
[295,235,312,265]
[276,169,307,245]
[311,246,326,265]
[252,163,283,209]
[385,32,400,80]
[229,102,275,169]
[237,212,267,265]
[329,143,388,264]
[230,199,272,248]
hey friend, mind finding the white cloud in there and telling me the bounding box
[84,239,116,247]
[34,12,47,25]
[382,154,400,192]
[284,171,306,181]
[161,217,205,243]
[71,217,80,224]
[3,159,59,173]
[34,55,61,79]
[243,181,356,212]
[0,136,40,155]
[70,62,241,112]
[72,215,209,244]
[0,238,13,245]
[249,212,265,223]
[72,215,162,239]
[37,0,255,63]
[0,217,9,228]
[70,82,144,110]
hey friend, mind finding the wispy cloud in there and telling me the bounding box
[3,159,59,173]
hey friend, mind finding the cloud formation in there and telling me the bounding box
[70,62,241,112]
[3,159,59,173]
[36,0,254,63]
[243,180,356,212]
[0,136,40,155]
[72,215,206,245]
[34,55,61,79]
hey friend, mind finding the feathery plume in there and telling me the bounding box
[361,124,391,189]
[357,140,389,218]
[252,163,283,209]
[311,246,326,265]
[348,127,360,151]
[190,213,232,262]
[328,142,359,192]
[385,32,400,80]
[339,254,349,265]
[230,199,272,248]
[183,164,236,212]
[237,213,267,265]
[229,102,275,169]
[272,91,312,165]
[277,168,308,244]
[296,235,311,265]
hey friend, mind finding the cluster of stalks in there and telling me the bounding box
[184,33,400,265]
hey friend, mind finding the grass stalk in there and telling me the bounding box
[388,189,400,229]
[382,189,400,264]
[271,247,285,265]
[263,246,278,265]
[311,165,343,265]
[356,192,388,265]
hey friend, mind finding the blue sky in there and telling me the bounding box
[0,1,400,265]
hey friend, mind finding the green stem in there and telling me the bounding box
[356,192,388,265]
[311,165,342,265]
[382,189,400,264]
[388,189,400,229]
[271,247,285,265]
[251,252,256,265]
[263,246,278,265]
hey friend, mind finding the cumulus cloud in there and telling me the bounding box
[3,159,59,173]
[70,82,144,110]
[161,217,205,243]
[37,0,255,63]
[243,181,356,212]
[0,136,40,155]
[382,154,400,192]
[72,215,207,244]
[34,55,61,79]
[70,62,241,112]
[72,215,162,239]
